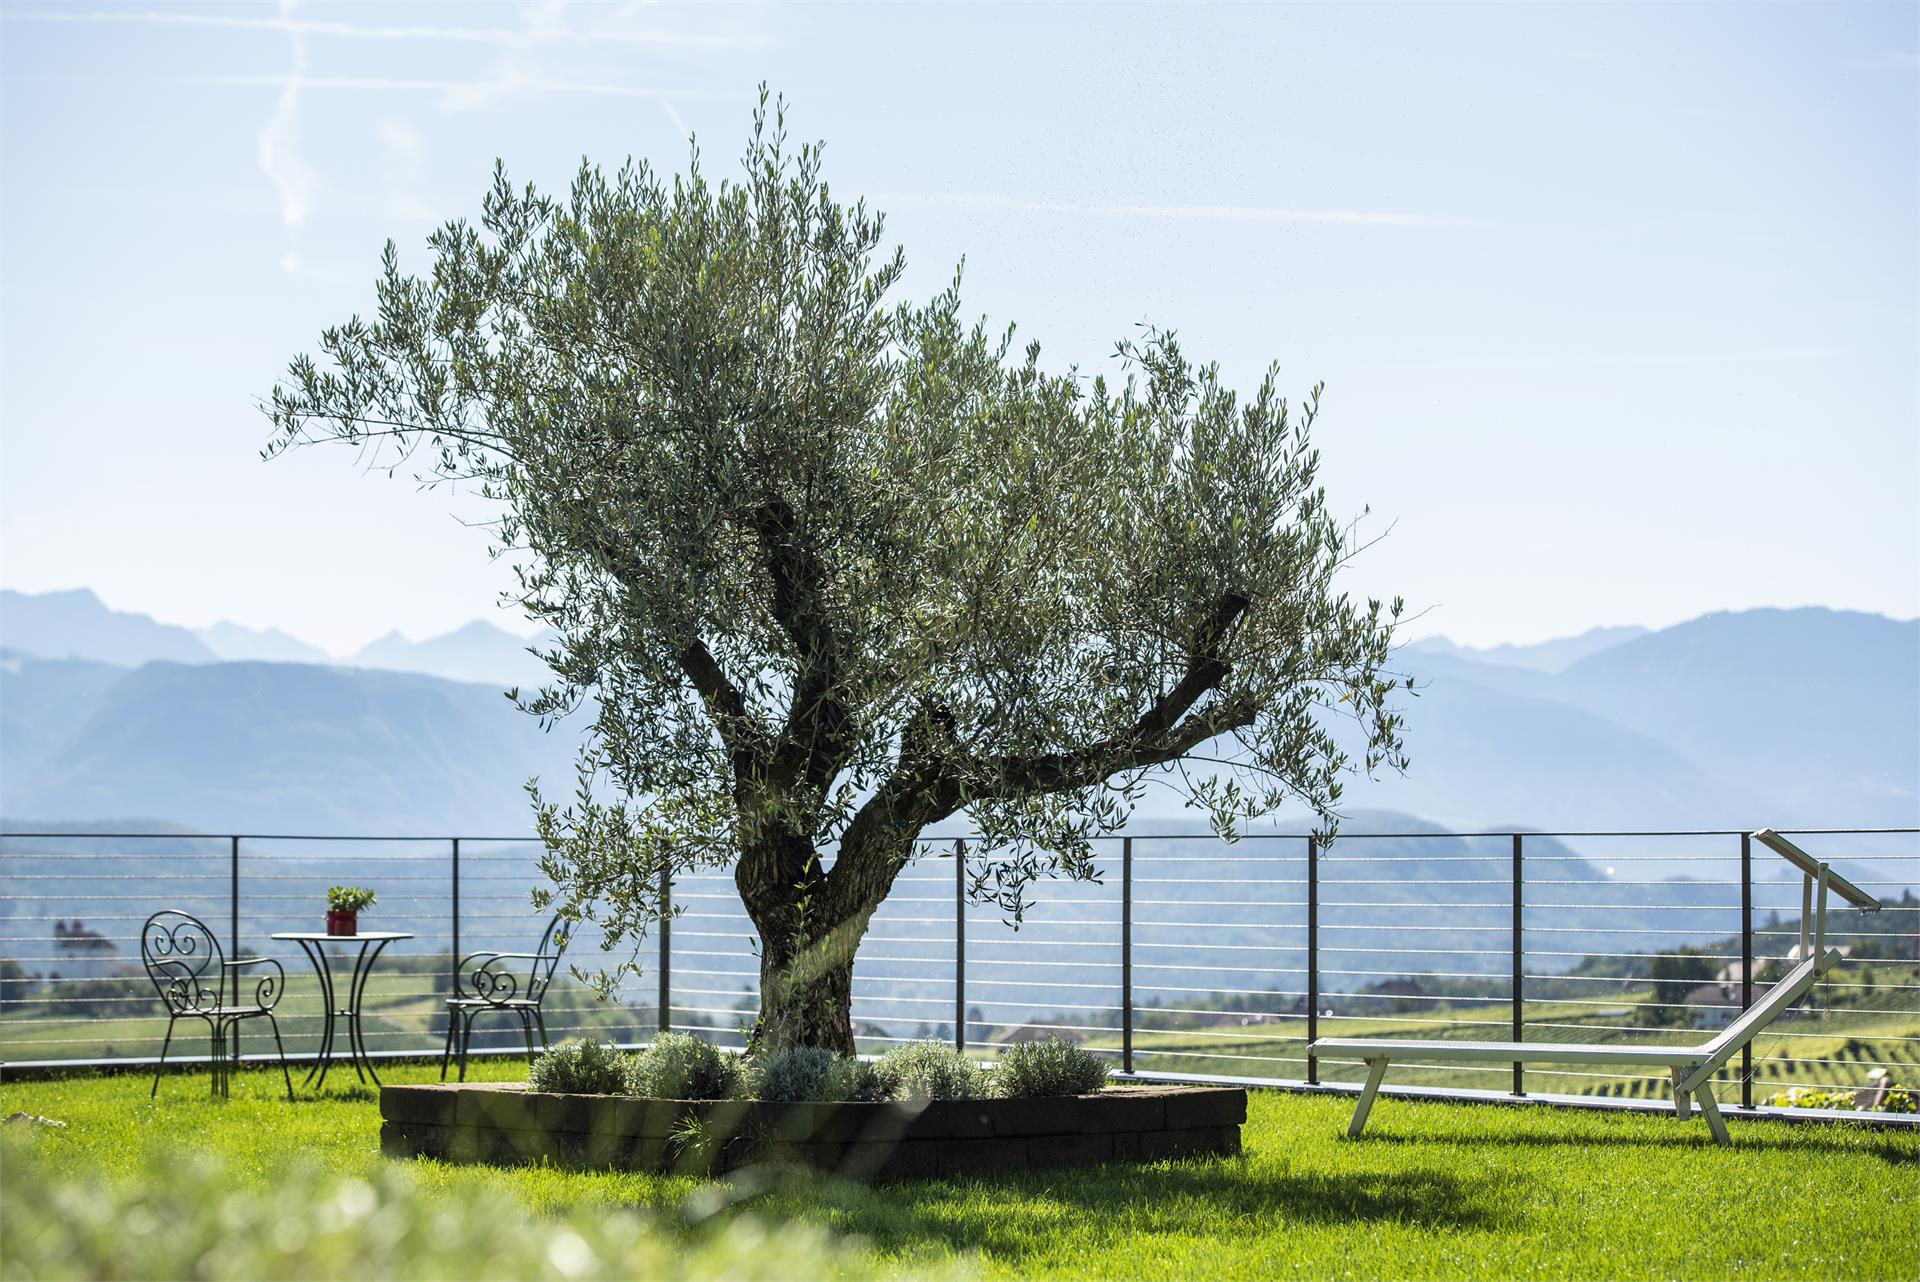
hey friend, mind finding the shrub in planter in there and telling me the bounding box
[629,1033,744,1100]
[1767,1083,1918,1114]
[994,1038,1109,1097]
[528,1038,633,1095]
[1764,1086,1857,1111]
[751,1046,889,1103]
[874,1040,985,1100]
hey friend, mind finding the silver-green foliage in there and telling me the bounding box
[528,1038,632,1095]
[874,1040,986,1100]
[629,1033,745,1100]
[265,88,1409,1052]
[993,1038,1110,1098]
[751,1046,888,1103]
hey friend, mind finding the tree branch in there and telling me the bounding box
[980,692,1259,795]
[1136,592,1250,739]
[574,527,767,765]
[754,496,855,792]
[826,594,1256,917]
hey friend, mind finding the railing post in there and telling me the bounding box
[1740,830,1753,1109]
[658,863,671,1036]
[230,836,241,1013]
[1306,833,1319,1085]
[450,838,461,999]
[1122,835,1133,1075]
[1512,832,1524,1096]
[954,838,967,1054]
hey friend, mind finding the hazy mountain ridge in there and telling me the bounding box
[347,620,558,690]
[196,621,330,665]
[1,589,214,666]
[1550,608,1919,824]
[0,595,1914,837]
[1408,624,1650,673]
[4,588,553,687]
[2,657,583,835]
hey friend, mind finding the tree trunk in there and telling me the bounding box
[737,827,912,1055]
[754,934,859,1055]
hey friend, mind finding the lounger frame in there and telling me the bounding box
[1310,830,1880,1144]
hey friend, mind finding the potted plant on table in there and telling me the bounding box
[326,886,376,936]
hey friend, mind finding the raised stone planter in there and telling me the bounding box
[380,1081,1245,1179]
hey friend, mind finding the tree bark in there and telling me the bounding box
[753,931,860,1055]
[738,826,911,1054]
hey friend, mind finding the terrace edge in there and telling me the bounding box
[379,1081,1245,1178]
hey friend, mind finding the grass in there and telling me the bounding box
[3,1060,1915,1281]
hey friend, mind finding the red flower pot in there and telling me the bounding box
[326,908,358,936]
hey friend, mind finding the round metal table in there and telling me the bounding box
[272,931,413,1088]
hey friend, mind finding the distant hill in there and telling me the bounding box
[1360,608,1918,830]
[1407,624,1648,673]
[196,621,330,665]
[1,657,583,834]
[1552,609,1918,828]
[0,650,135,774]
[1334,656,1773,831]
[348,621,557,690]
[1,588,557,688]
[0,589,214,666]
[1,595,1913,838]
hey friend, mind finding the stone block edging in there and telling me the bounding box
[379,1082,1245,1179]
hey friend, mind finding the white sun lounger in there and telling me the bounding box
[1310,829,1880,1144]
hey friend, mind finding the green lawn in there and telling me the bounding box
[2,1061,1914,1281]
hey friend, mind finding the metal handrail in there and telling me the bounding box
[3,824,1913,1120]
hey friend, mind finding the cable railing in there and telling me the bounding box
[1,825,1914,1119]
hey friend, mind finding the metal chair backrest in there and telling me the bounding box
[525,913,570,1003]
[141,910,225,1015]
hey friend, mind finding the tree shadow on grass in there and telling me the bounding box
[779,1155,1520,1262]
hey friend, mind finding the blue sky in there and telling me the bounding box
[1,1,1914,655]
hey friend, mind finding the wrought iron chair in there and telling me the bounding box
[140,910,294,1100]
[441,913,570,1080]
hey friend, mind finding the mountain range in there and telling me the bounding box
[0,588,1914,840]
[1407,624,1650,673]
[1,588,554,687]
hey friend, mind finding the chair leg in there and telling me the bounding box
[1669,1068,1692,1123]
[532,1008,550,1054]
[152,1016,177,1099]
[209,1023,226,1099]
[263,1013,295,1101]
[457,1010,476,1082]
[1695,1085,1731,1145]
[440,1007,457,1081]
[1349,1058,1390,1138]
[519,1009,537,1068]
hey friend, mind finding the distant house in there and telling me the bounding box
[52,920,118,982]
[1364,978,1431,1012]
[1721,944,1854,987]
[1684,983,1738,1030]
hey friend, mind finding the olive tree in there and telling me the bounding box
[266,97,1409,1053]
